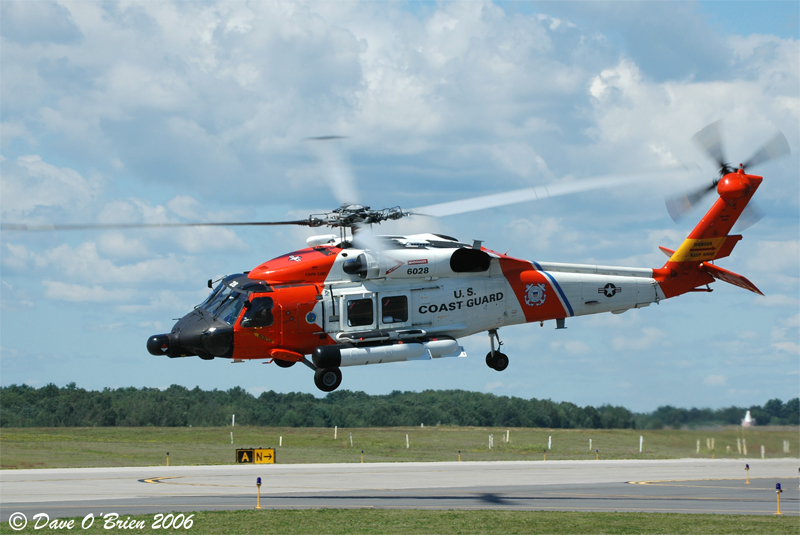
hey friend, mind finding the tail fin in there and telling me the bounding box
[655,168,763,298]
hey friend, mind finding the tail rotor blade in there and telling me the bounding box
[742,130,791,170]
[692,120,727,171]
[732,202,764,232]
[665,182,717,222]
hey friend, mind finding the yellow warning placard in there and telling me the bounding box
[236,448,276,464]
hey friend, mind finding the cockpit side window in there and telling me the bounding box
[241,297,275,328]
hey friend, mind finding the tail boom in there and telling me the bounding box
[656,169,763,299]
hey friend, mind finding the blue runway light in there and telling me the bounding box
[257,477,261,485]
[746,464,749,469]
[776,483,781,491]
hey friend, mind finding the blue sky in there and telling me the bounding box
[1,0,798,412]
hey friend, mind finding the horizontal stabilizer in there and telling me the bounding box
[659,246,675,257]
[702,263,763,296]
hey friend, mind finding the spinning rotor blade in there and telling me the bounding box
[666,122,790,226]
[742,130,791,170]
[732,202,764,233]
[665,182,717,222]
[305,136,359,205]
[1,219,322,232]
[412,170,679,218]
[692,120,728,173]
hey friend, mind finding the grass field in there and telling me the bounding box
[3,509,798,534]
[1,425,796,469]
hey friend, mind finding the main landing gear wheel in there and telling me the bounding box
[485,329,508,371]
[314,367,342,392]
[485,352,509,372]
[274,359,296,368]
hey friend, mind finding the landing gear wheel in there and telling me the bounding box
[274,359,296,368]
[485,351,509,371]
[314,367,342,392]
[493,352,509,371]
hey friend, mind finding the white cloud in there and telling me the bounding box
[612,327,666,351]
[0,155,101,221]
[550,339,591,355]
[703,375,727,386]
[746,240,800,281]
[42,281,136,302]
[753,294,800,308]
[772,341,800,354]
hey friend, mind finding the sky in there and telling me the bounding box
[1,0,798,412]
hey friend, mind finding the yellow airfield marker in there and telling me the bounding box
[166,452,169,467]
[745,464,750,485]
[774,483,782,515]
[458,450,461,462]
[255,477,262,510]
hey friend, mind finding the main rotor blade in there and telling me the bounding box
[305,136,359,205]
[1,219,320,232]
[412,169,682,218]
[692,120,727,171]
[742,130,791,170]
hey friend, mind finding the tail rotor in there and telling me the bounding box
[665,122,790,224]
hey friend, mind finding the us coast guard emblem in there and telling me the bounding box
[524,283,546,306]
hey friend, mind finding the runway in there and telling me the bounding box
[2,458,798,520]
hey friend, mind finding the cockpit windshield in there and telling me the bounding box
[197,275,272,326]
[199,283,227,312]
[198,281,247,325]
[214,291,248,325]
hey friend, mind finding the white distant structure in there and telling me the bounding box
[741,410,756,427]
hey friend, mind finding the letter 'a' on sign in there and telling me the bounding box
[236,449,254,463]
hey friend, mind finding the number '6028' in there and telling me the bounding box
[407,267,429,275]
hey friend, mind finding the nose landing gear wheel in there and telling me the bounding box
[485,352,509,371]
[314,367,342,392]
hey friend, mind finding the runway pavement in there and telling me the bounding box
[2,458,798,521]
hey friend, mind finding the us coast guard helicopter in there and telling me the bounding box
[3,124,790,392]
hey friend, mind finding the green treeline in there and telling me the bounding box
[0,383,797,429]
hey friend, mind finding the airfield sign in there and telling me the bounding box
[236,448,275,464]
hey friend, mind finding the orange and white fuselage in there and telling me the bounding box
[148,169,764,391]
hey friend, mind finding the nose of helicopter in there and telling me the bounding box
[147,311,234,359]
[147,334,172,356]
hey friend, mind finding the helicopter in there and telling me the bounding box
[2,124,790,392]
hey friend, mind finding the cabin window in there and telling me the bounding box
[241,297,275,328]
[450,247,491,272]
[381,296,408,324]
[346,298,374,327]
